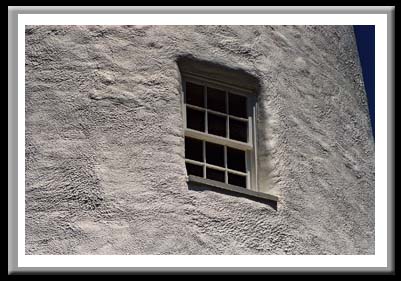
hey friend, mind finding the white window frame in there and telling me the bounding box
[182,72,259,193]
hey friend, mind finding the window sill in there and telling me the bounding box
[187,175,278,204]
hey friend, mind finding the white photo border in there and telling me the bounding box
[10,7,392,273]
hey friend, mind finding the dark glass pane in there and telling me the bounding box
[206,142,224,167]
[185,137,203,162]
[227,147,246,172]
[229,93,247,118]
[207,87,226,113]
[228,173,247,188]
[186,82,204,107]
[187,107,205,132]
[206,168,225,183]
[186,163,203,177]
[208,113,226,137]
[229,118,247,142]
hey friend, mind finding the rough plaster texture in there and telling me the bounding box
[25,25,375,255]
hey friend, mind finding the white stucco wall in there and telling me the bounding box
[25,25,374,254]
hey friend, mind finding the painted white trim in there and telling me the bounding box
[185,129,252,151]
[253,98,259,192]
[186,104,249,122]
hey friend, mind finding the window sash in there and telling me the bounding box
[183,77,253,149]
[182,74,257,191]
[185,129,252,151]
[185,142,248,188]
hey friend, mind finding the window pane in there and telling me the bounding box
[206,142,224,167]
[186,82,204,107]
[187,107,205,132]
[228,173,247,188]
[229,93,247,118]
[185,137,203,162]
[208,113,226,137]
[207,87,226,113]
[206,168,225,183]
[227,147,246,172]
[229,118,247,142]
[186,163,203,177]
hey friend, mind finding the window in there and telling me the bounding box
[182,73,259,193]
[178,58,278,204]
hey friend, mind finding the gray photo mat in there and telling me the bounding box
[8,6,394,274]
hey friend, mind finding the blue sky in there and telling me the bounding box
[353,25,375,138]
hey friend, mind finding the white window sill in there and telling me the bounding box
[187,175,278,203]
